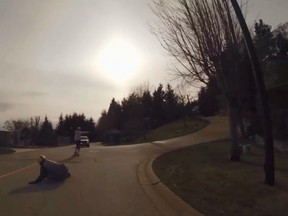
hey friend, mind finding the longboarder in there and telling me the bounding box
[73,127,89,156]
[74,127,82,156]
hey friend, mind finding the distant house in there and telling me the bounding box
[104,129,123,145]
[57,136,71,146]
[0,128,12,147]
[264,55,288,90]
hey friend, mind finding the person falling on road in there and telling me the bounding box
[28,155,71,184]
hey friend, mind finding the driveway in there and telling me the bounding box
[0,116,228,216]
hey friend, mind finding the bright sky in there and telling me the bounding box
[0,0,287,127]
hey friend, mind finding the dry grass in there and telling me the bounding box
[153,139,288,216]
[133,118,208,143]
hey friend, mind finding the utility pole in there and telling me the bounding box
[230,0,274,186]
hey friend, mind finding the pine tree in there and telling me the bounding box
[38,116,56,146]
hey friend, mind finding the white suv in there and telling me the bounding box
[80,136,90,147]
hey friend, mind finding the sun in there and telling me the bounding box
[97,37,142,84]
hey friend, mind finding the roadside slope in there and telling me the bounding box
[138,116,229,216]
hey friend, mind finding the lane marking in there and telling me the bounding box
[0,164,36,179]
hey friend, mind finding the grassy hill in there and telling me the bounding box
[154,139,288,216]
[131,117,209,144]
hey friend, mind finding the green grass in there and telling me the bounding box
[132,118,208,144]
[153,140,288,216]
[0,147,15,155]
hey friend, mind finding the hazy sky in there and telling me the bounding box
[0,0,287,127]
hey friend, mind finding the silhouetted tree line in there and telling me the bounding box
[196,19,288,138]
[3,113,97,146]
[254,19,288,60]
[55,113,97,142]
[3,18,287,147]
[253,20,288,141]
[37,116,57,146]
[4,116,57,146]
[97,83,201,141]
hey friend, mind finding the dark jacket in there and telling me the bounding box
[30,160,70,184]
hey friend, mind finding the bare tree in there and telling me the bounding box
[3,119,29,131]
[129,81,154,98]
[175,83,195,105]
[151,0,251,160]
[150,0,217,85]
[3,116,42,145]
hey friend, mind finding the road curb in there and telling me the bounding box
[137,155,204,216]
[137,116,229,216]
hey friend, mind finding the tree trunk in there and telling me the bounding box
[230,0,274,186]
[229,100,241,161]
[214,61,241,161]
[238,108,247,138]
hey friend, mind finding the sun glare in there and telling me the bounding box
[97,37,142,84]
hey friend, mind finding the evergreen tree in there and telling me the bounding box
[254,19,274,60]
[55,113,65,136]
[29,116,41,145]
[164,84,179,121]
[55,112,97,141]
[153,84,166,124]
[38,116,56,146]
[197,77,220,116]
[97,110,109,133]
[273,22,288,56]
[142,90,153,119]
[107,98,122,130]
[121,93,143,131]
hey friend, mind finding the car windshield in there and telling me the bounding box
[80,136,88,139]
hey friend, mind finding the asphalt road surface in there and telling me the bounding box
[0,117,228,216]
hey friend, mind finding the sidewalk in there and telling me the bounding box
[138,116,229,216]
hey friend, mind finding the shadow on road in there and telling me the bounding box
[9,179,65,194]
[60,155,80,163]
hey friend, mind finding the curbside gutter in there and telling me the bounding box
[137,155,204,216]
[137,116,230,216]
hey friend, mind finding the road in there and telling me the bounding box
[0,116,228,216]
